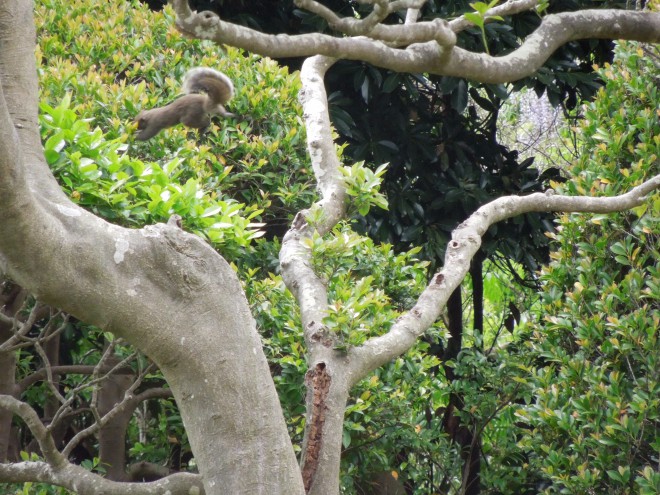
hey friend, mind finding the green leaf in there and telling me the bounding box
[464,12,484,27]
[342,429,352,448]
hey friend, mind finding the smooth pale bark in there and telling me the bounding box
[347,178,660,380]
[280,56,354,495]
[171,0,660,82]
[281,52,660,495]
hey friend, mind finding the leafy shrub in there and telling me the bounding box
[37,0,315,259]
[519,41,660,495]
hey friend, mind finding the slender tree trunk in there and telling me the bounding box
[98,357,135,481]
[442,282,482,495]
[442,288,463,380]
[471,254,484,340]
[0,282,25,462]
[460,253,485,495]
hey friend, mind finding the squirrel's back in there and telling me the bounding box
[182,67,234,106]
[134,67,235,140]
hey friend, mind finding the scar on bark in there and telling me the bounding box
[301,362,331,492]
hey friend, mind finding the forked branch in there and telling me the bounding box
[0,395,203,495]
[348,175,660,382]
[169,0,660,82]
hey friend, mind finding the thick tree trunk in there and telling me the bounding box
[0,2,305,493]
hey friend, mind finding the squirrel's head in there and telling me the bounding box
[134,111,153,141]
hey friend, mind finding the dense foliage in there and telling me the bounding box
[38,0,315,257]
[520,41,660,494]
[166,0,623,271]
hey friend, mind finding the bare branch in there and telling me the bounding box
[172,0,455,50]
[449,0,540,32]
[49,350,137,433]
[34,340,68,405]
[0,395,66,468]
[280,56,342,347]
[90,342,121,422]
[170,1,660,83]
[439,10,660,82]
[295,0,436,41]
[347,175,660,383]
[405,7,421,25]
[1,387,199,495]
[131,386,174,403]
[17,364,132,392]
[127,460,172,482]
[0,460,204,495]
[62,360,150,457]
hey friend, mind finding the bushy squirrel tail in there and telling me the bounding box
[182,67,234,106]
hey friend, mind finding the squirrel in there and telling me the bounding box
[135,67,235,140]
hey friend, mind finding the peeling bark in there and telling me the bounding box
[301,363,332,492]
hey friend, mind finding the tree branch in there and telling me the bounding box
[280,56,344,347]
[0,461,204,495]
[0,394,202,494]
[448,0,540,32]
[17,364,133,393]
[294,0,455,44]
[347,175,660,383]
[0,395,66,468]
[62,362,153,458]
[169,0,660,82]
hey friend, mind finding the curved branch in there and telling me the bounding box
[280,56,342,347]
[0,394,200,494]
[17,365,134,392]
[294,0,455,45]
[0,395,66,468]
[0,461,204,495]
[170,1,660,82]
[436,10,660,83]
[62,362,153,458]
[131,386,174,404]
[347,175,660,383]
[448,0,540,32]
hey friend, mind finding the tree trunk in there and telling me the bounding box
[98,357,135,481]
[0,282,26,462]
[0,3,305,493]
[442,286,481,495]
